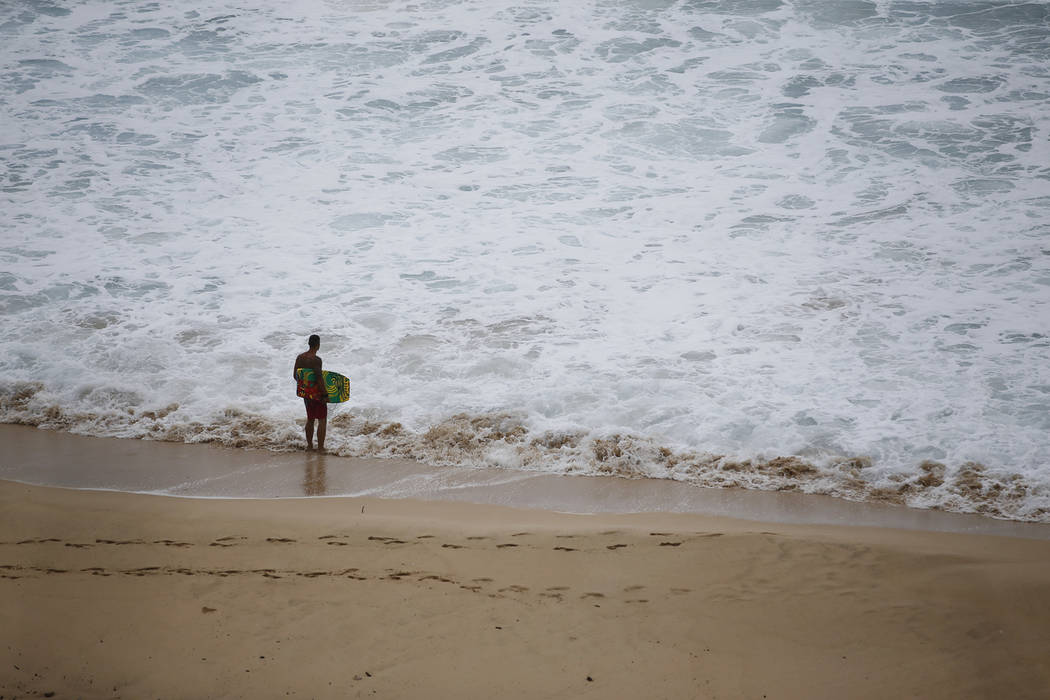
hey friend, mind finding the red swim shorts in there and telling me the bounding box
[304,398,328,421]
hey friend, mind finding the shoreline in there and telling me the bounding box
[4,479,1050,698]
[1,424,1048,540]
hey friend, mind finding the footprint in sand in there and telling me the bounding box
[499,585,529,593]
[367,536,406,545]
[659,542,682,547]
[441,543,464,549]
[419,574,448,583]
[0,565,25,579]
[606,544,628,550]
[124,566,161,576]
[581,592,605,599]
[624,585,645,592]
[267,538,297,543]
[553,546,576,552]
[496,543,519,549]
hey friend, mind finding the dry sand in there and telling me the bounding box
[3,471,1050,700]
[2,425,1049,699]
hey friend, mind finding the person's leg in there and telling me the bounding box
[317,417,326,453]
[305,418,315,450]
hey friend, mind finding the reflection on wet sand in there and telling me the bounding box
[3,426,1048,539]
[303,453,327,496]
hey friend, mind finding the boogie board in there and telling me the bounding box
[295,368,351,403]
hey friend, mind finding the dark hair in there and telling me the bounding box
[308,334,320,348]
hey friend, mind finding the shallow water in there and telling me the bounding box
[4,426,1048,540]
[1,0,1049,521]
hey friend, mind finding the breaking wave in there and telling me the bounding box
[3,381,1046,523]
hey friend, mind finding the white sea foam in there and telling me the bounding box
[1,0,1048,521]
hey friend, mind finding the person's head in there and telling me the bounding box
[308,334,320,350]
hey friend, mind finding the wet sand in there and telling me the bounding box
[3,433,1050,698]
[2,425,1048,539]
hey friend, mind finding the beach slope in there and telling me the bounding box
[3,479,1049,699]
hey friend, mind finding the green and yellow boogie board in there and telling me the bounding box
[295,368,351,403]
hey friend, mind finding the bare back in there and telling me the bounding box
[293,350,322,379]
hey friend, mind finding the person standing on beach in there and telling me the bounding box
[294,334,327,452]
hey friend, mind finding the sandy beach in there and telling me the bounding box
[3,440,1050,700]
[5,2,1050,697]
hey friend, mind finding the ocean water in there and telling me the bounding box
[1,0,1048,522]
